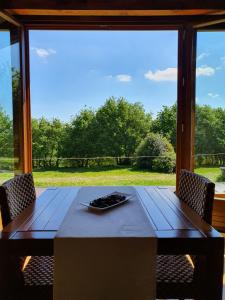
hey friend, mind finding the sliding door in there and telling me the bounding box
[195,31,225,193]
[0,17,23,182]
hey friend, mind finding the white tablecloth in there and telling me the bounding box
[54,186,157,300]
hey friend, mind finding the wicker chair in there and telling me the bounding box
[156,169,215,300]
[0,173,53,300]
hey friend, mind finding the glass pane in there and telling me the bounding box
[0,19,23,183]
[195,32,225,194]
[29,30,177,187]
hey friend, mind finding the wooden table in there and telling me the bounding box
[0,186,224,300]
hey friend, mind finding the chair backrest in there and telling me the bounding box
[0,173,36,290]
[0,173,36,227]
[177,169,215,224]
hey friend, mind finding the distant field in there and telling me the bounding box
[0,166,222,187]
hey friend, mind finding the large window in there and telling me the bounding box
[195,31,225,192]
[0,19,23,183]
[29,30,178,187]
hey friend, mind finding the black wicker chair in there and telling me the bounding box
[156,169,215,300]
[0,173,53,300]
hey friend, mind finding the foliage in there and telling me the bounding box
[134,132,176,173]
[152,104,177,148]
[60,97,152,166]
[2,95,225,172]
[195,105,225,167]
[32,117,66,168]
[152,156,176,174]
[94,97,152,159]
[0,107,13,158]
[61,108,97,166]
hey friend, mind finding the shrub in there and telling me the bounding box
[152,155,175,173]
[134,133,176,173]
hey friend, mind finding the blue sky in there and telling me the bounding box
[0,31,13,116]
[196,32,225,108]
[1,30,225,121]
[29,30,178,121]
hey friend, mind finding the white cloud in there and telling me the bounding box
[196,65,215,77]
[208,93,219,98]
[31,47,57,58]
[197,52,209,61]
[116,74,132,82]
[144,67,177,82]
[144,65,215,82]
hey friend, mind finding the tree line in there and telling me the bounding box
[1,97,225,172]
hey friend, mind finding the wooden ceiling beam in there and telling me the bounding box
[15,15,225,28]
[0,10,21,26]
[1,0,225,11]
[5,9,225,17]
[193,18,225,29]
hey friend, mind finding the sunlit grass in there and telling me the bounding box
[0,166,222,187]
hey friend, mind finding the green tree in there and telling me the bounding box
[0,107,13,157]
[61,109,97,166]
[32,117,65,167]
[152,104,177,148]
[95,97,152,159]
[134,132,175,173]
[195,105,225,166]
[195,105,218,155]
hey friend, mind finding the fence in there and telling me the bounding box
[1,153,225,172]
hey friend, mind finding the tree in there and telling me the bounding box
[152,104,177,148]
[195,105,218,155]
[32,117,65,167]
[0,107,13,157]
[94,97,152,159]
[134,132,175,173]
[195,105,225,166]
[61,109,97,166]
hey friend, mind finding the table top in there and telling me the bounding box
[0,186,222,256]
[56,186,156,238]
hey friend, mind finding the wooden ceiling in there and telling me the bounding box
[1,0,225,17]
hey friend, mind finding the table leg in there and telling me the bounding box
[0,244,24,300]
[204,238,224,300]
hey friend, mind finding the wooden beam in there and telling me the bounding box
[5,9,225,17]
[14,15,225,28]
[176,25,196,189]
[194,18,225,29]
[0,10,21,26]
[1,0,225,10]
[21,28,32,173]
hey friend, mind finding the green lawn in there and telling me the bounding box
[0,166,222,187]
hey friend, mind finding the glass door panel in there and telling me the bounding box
[195,32,225,194]
[0,18,23,182]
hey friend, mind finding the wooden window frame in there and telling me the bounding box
[24,22,196,188]
[2,12,198,186]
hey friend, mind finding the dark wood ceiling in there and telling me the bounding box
[1,0,225,17]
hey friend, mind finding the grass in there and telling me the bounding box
[0,166,222,187]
